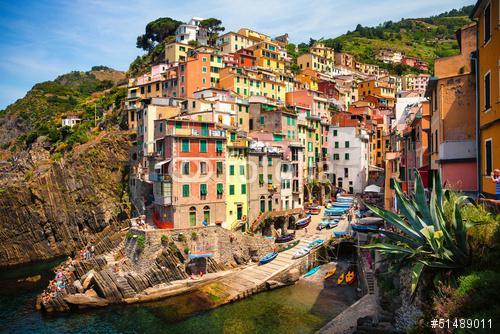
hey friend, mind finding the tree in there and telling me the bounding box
[200,18,225,46]
[333,41,343,53]
[136,17,182,50]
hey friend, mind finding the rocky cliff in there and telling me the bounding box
[0,130,132,267]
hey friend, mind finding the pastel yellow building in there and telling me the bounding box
[219,67,286,101]
[225,131,249,229]
[297,53,333,74]
[164,42,193,63]
[247,41,285,71]
[216,31,256,54]
[309,42,335,62]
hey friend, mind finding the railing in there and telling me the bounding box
[164,128,226,137]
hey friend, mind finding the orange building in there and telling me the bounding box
[178,51,214,98]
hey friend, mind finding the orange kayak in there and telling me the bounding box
[324,267,337,280]
[337,273,344,285]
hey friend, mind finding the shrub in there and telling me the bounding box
[177,233,186,242]
[160,235,168,245]
[191,231,198,241]
[136,235,145,249]
[183,246,190,254]
[126,231,133,240]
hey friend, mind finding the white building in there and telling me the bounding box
[280,160,293,210]
[328,126,369,194]
[175,17,208,45]
[61,116,81,127]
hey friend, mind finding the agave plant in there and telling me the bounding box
[361,171,472,295]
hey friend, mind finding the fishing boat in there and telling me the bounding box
[345,271,356,285]
[295,215,311,229]
[324,207,348,215]
[332,202,351,208]
[333,231,349,238]
[336,196,354,202]
[303,266,320,278]
[292,246,311,259]
[351,225,379,233]
[308,239,324,249]
[305,205,321,215]
[323,267,337,280]
[317,219,330,230]
[337,272,345,285]
[259,251,278,265]
[277,239,299,252]
[275,233,295,243]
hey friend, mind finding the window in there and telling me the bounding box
[260,116,265,124]
[189,206,196,226]
[217,183,224,198]
[181,139,190,152]
[485,139,493,176]
[268,174,273,184]
[484,3,491,44]
[216,141,223,153]
[199,139,207,153]
[176,121,182,129]
[229,185,235,195]
[182,162,190,175]
[333,129,338,136]
[203,206,210,224]
[345,153,350,160]
[345,141,349,148]
[202,67,207,73]
[259,174,264,186]
[260,196,265,212]
[229,165,235,175]
[344,168,349,177]
[200,162,207,175]
[334,141,339,148]
[240,165,245,175]
[268,157,273,166]
[216,161,223,176]
[484,71,491,110]
[200,184,207,199]
[182,184,190,197]
[241,184,247,194]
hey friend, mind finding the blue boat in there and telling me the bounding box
[308,239,324,249]
[351,225,379,232]
[259,251,278,265]
[292,246,311,259]
[336,196,354,202]
[333,231,349,238]
[325,207,348,215]
[332,202,351,207]
[304,266,321,278]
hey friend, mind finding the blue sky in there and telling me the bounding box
[0,0,473,109]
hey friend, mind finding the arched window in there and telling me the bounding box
[268,196,273,211]
[260,196,265,213]
[203,205,210,225]
[189,206,196,227]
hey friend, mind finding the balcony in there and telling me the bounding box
[149,172,169,182]
[165,128,226,138]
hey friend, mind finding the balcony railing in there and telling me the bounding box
[165,128,226,138]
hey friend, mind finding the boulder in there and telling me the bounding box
[82,270,95,289]
[85,288,98,298]
[73,280,84,293]
[17,275,41,283]
[63,293,109,308]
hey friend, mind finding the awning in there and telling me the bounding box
[364,184,382,193]
[154,159,171,169]
[369,165,384,172]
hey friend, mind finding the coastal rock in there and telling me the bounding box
[63,293,109,308]
[17,275,41,283]
[0,131,132,268]
[85,288,98,298]
[73,280,84,293]
[82,270,95,289]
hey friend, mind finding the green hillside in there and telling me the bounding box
[321,5,474,74]
[0,68,127,158]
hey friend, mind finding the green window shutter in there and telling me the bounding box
[239,118,243,125]
[176,121,182,129]
[229,165,235,175]
[181,139,190,152]
[200,184,207,196]
[238,105,242,112]
[182,184,190,197]
[345,141,349,148]
[230,133,236,141]
[245,106,249,113]
[239,165,245,175]
[335,142,339,148]
[259,174,264,185]
[268,174,272,183]
[268,157,272,166]
[333,130,337,136]
[216,141,223,152]
[216,161,223,174]
[217,183,224,194]
[229,185,235,195]
[260,116,265,124]
[199,140,207,153]
[241,184,246,194]
[345,153,350,160]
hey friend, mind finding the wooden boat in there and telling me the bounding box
[351,225,379,233]
[304,266,320,278]
[323,267,337,280]
[275,233,295,243]
[259,251,278,265]
[308,239,324,249]
[292,246,311,259]
[305,205,321,215]
[337,273,345,285]
[277,239,299,252]
[345,271,356,285]
[295,215,311,229]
